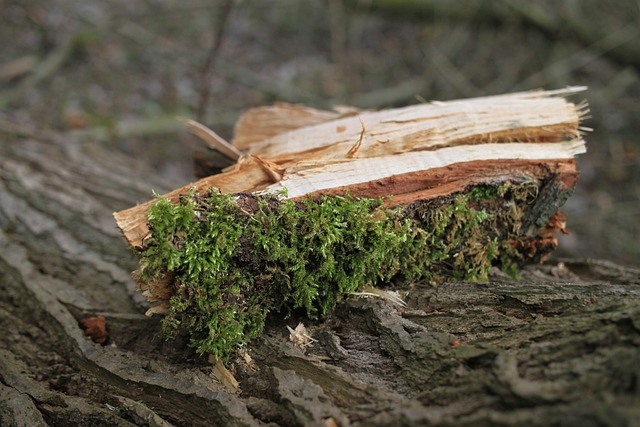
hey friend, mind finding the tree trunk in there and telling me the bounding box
[1,120,639,427]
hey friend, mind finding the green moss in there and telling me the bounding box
[136,182,542,359]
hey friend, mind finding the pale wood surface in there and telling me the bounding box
[244,87,586,160]
[114,87,588,247]
[262,140,585,199]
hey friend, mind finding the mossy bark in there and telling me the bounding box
[134,176,568,359]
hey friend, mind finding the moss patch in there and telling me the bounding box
[135,182,544,359]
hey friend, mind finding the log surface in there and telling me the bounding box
[1,120,639,426]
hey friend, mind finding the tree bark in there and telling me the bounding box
[1,120,639,427]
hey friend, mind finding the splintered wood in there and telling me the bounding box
[114,87,588,248]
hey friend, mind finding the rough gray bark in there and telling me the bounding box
[1,121,639,426]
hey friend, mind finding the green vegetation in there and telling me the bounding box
[135,183,539,359]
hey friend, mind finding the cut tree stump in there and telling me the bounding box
[3,90,639,427]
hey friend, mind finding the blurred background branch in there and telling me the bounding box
[196,0,234,121]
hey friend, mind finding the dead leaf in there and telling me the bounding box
[80,315,108,345]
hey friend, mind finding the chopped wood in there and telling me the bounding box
[114,87,588,249]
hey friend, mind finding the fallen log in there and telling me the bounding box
[3,107,640,426]
[114,87,589,359]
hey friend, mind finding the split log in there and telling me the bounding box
[115,87,588,247]
[1,106,640,426]
[113,88,589,360]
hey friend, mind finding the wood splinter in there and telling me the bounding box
[346,115,366,158]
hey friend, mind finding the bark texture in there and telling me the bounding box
[1,122,639,426]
